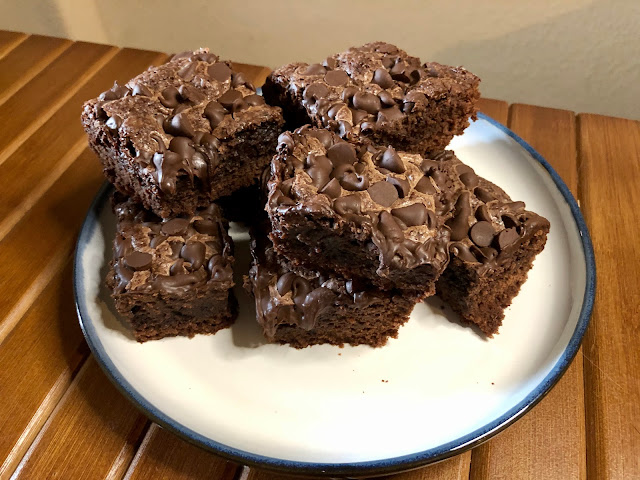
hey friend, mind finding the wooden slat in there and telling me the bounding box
[0,150,104,343]
[0,259,89,478]
[0,35,71,106]
[391,452,471,479]
[470,104,586,480]
[477,98,508,124]
[123,424,238,480]
[0,48,167,241]
[578,114,640,479]
[0,41,115,163]
[0,31,27,59]
[11,357,149,480]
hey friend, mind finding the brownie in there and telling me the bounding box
[107,194,237,342]
[82,48,284,219]
[263,42,480,155]
[266,126,452,294]
[430,152,550,336]
[245,226,423,348]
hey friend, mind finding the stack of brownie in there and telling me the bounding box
[82,42,549,348]
[81,48,284,341]
[245,42,549,347]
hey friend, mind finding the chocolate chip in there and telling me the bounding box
[163,112,195,138]
[131,83,152,97]
[276,272,296,295]
[353,92,381,114]
[377,106,403,125]
[425,65,440,77]
[378,211,404,242]
[349,108,368,124]
[381,55,396,69]
[497,228,520,250]
[378,91,395,107]
[338,120,353,138]
[320,177,342,198]
[502,214,519,229]
[470,221,495,247]
[99,83,130,101]
[208,255,230,281]
[278,132,295,150]
[415,175,436,195]
[218,89,246,112]
[231,72,251,89]
[193,219,218,235]
[323,57,337,69]
[475,205,493,223]
[178,61,198,81]
[334,195,361,215]
[306,154,333,189]
[178,85,204,105]
[161,218,190,235]
[460,171,479,189]
[474,187,495,203]
[303,83,329,105]
[340,86,358,103]
[244,94,266,106]
[390,60,406,76]
[207,62,232,82]
[333,164,369,191]
[302,63,324,75]
[392,204,428,227]
[367,181,399,207]
[446,192,471,241]
[327,103,344,120]
[377,147,405,174]
[404,91,427,109]
[450,242,478,263]
[385,177,410,198]
[194,52,218,63]
[160,86,181,108]
[204,100,227,129]
[372,68,394,89]
[327,142,357,167]
[124,251,152,271]
[169,136,194,157]
[324,70,349,87]
[180,242,206,270]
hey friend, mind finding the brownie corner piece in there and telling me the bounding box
[82,48,284,218]
[108,196,237,342]
[263,41,480,154]
[246,225,422,348]
[265,126,451,294]
[434,162,550,336]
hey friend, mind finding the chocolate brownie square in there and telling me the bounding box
[429,152,550,336]
[246,226,423,348]
[266,126,451,294]
[263,42,479,154]
[107,194,237,342]
[82,48,284,218]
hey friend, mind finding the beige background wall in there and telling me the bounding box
[1,0,638,120]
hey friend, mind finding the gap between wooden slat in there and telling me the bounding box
[0,348,90,479]
[105,422,153,480]
[0,33,28,61]
[0,141,88,242]
[7,359,92,480]
[0,252,70,346]
[0,46,120,167]
[120,424,157,480]
[0,40,72,107]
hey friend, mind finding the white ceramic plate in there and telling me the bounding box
[74,114,595,477]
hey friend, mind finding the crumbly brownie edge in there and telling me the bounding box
[436,225,549,336]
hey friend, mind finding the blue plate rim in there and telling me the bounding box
[73,113,596,477]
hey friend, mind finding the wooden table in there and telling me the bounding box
[0,31,638,480]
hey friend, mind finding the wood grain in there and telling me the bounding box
[0,48,167,241]
[0,41,115,164]
[578,114,640,479]
[469,104,586,480]
[123,424,239,480]
[477,98,508,123]
[11,357,148,480]
[0,150,104,343]
[0,35,71,106]
[0,31,27,59]
[0,259,89,478]
[390,452,471,479]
